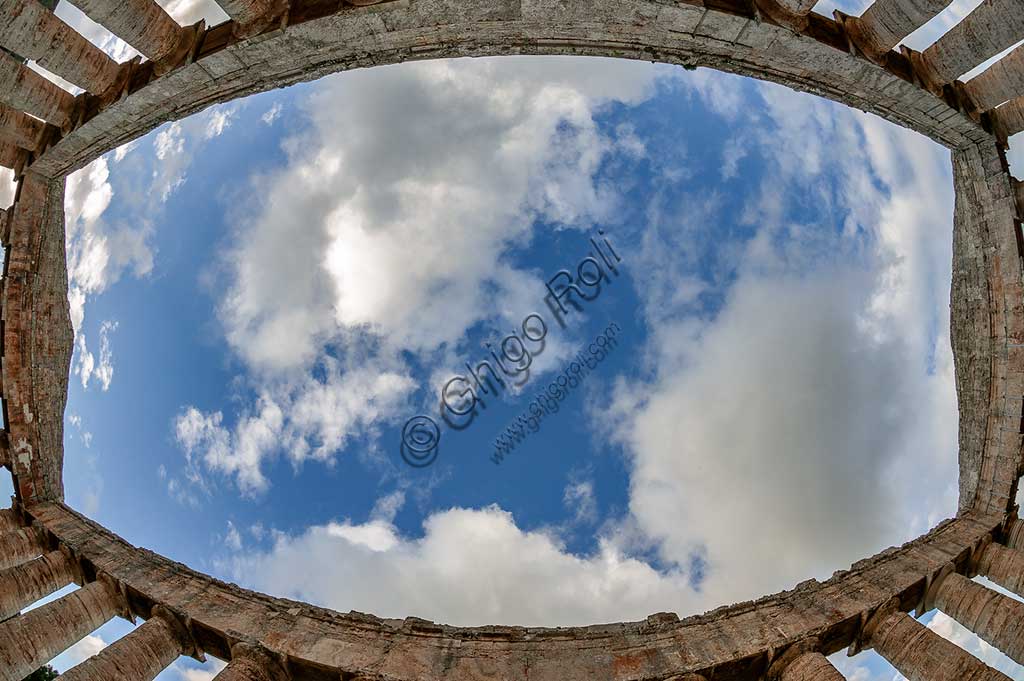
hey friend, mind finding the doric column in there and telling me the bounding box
[0,550,77,621]
[0,579,122,681]
[0,0,121,94]
[994,95,1024,138]
[69,0,191,63]
[931,571,1024,667]
[868,611,1012,680]
[0,508,21,533]
[920,0,1024,84]
[0,525,47,570]
[212,0,285,35]
[964,44,1024,111]
[0,51,74,129]
[976,543,1024,597]
[846,0,953,58]
[1005,519,1024,550]
[0,101,44,150]
[57,609,191,681]
[0,139,27,171]
[213,643,289,681]
[770,651,845,680]
[1013,180,1024,218]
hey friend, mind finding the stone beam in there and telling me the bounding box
[3,171,72,503]
[976,543,1024,596]
[214,644,289,681]
[0,579,121,681]
[57,610,191,681]
[921,0,1024,84]
[27,500,1006,681]
[846,0,953,59]
[964,44,1024,112]
[0,51,73,129]
[0,525,46,570]
[868,610,1013,680]
[930,571,1024,667]
[28,0,994,181]
[0,101,45,150]
[0,549,77,620]
[0,0,121,94]
[69,0,192,63]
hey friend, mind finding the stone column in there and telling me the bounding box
[0,51,74,129]
[976,543,1024,597]
[69,0,190,63]
[1005,519,1024,550]
[0,139,26,171]
[0,525,47,570]
[0,0,120,94]
[869,611,1012,681]
[964,44,1024,111]
[213,0,285,35]
[1013,180,1024,219]
[213,643,289,681]
[847,0,953,58]
[932,572,1024,666]
[0,550,77,620]
[0,101,44,150]
[994,94,1024,139]
[57,610,190,681]
[771,651,845,680]
[0,579,122,681]
[0,508,21,533]
[921,0,1024,83]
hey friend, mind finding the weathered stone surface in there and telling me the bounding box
[965,43,1024,112]
[847,0,953,57]
[0,579,121,681]
[921,0,1024,83]
[932,572,1024,666]
[993,95,1024,138]
[213,644,289,681]
[0,100,45,150]
[774,651,845,680]
[1006,518,1024,549]
[0,0,121,94]
[58,612,189,681]
[3,172,72,503]
[70,0,188,62]
[976,543,1024,596]
[24,502,1005,680]
[870,611,1012,680]
[0,525,46,570]
[0,1,1021,679]
[0,50,74,128]
[29,0,986,179]
[0,549,76,620]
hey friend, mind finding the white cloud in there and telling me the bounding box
[174,57,674,494]
[74,320,118,391]
[225,504,693,627]
[53,634,107,672]
[261,103,283,125]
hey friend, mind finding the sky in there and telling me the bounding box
[2,0,1024,680]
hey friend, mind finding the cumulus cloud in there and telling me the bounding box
[225,504,692,627]
[219,69,966,635]
[175,57,673,493]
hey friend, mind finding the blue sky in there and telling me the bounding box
[2,1,1024,680]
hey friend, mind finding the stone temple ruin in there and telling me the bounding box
[1,0,1024,678]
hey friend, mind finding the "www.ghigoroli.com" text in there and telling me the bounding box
[490,321,622,464]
